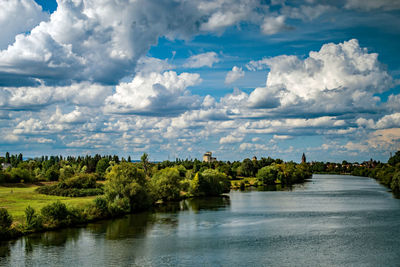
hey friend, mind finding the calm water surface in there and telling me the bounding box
[1,174,400,266]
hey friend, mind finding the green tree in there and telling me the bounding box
[105,162,149,213]
[390,171,400,193]
[59,165,75,181]
[241,158,255,177]
[141,153,150,177]
[8,167,32,183]
[190,169,230,196]
[257,165,279,185]
[388,151,400,166]
[96,158,110,176]
[45,165,60,181]
[151,167,182,201]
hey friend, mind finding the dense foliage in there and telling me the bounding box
[350,154,400,194]
[256,162,311,186]
[0,208,13,232]
[105,162,150,214]
[190,169,231,196]
[36,173,103,197]
[150,167,183,201]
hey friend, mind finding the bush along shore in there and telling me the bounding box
[0,153,313,241]
[350,151,400,196]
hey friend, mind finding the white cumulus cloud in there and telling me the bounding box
[261,15,288,35]
[104,71,202,116]
[0,0,49,49]
[219,134,243,144]
[345,0,400,11]
[225,66,245,84]
[247,39,393,115]
[183,52,220,68]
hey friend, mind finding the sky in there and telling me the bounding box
[0,0,400,162]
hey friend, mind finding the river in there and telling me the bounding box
[1,174,400,266]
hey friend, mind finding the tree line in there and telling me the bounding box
[350,151,400,194]
[0,152,313,240]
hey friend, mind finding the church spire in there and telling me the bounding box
[301,153,306,163]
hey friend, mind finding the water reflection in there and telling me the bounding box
[102,212,156,240]
[156,196,231,213]
[0,241,11,258]
[257,184,284,191]
[24,228,81,249]
[0,196,231,256]
[3,176,398,267]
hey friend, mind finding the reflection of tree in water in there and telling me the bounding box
[24,228,81,253]
[257,184,284,192]
[95,196,231,240]
[101,212,156,240]
[0,196,231,259]
[0,241,12,258]
[183,196,230,213]
[153,196,230,214]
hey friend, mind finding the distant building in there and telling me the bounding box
[301,153,306,163]
[362,158,377,168]
[203,152,217,162]
[252,156,257,161]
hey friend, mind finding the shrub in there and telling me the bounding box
[107,197,130,215]
[25,206,42,230]
[59,173,97,189]
[41,201,68,225]
[0,170,8,183]
[59,165,75,181]
[36,184,103,197]
[0,208,13,232]
[7,167,32,183]
[94,196,108,215]
[239,181,245,190]
[36,173,103,197]
[45,166,60,181]
[67,207,85,224]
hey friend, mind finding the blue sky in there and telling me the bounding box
[1,0,400,162]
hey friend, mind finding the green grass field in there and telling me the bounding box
[0,184,96,224]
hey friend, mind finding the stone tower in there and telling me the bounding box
[301,153,306,163]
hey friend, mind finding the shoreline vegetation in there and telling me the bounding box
[1,151,399,241]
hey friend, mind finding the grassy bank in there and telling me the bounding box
[230,177,258,189]
[0,184,96,224]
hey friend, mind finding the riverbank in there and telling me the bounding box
[0,184,96,224]
[0,157,312,241]
[2,174,400,267]
[0,185,229,241]
[0,179,306,242]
